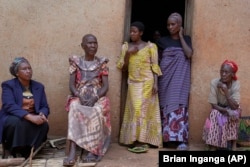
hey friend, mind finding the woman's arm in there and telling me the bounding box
[152,73,158,95]
[218,81,239,110]
[85,75,109,107]
[1,82,29,118]
[69,73,79,96]
[121,45,138,71]
[211,104,228,115]
[179,27,193,59]
[98,75,109,99]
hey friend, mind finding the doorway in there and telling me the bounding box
[119,0,188,133]
[131,0,186,41]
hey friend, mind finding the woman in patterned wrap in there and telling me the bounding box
[156,12,193,150]
[63,34,111,166]
[117,21,163,152]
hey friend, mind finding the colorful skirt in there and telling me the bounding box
[67,97,111,156]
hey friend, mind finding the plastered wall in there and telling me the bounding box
[0,0,125,142]
[189,0,250,144]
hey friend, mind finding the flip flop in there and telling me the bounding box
[128,147,148,153]
[177,143,189,151]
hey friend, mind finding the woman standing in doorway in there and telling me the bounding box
[117,21,162,152]
[156,12,193,150]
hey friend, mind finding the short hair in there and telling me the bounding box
[81,34,97,45]
[9,57,30,77]
[131,21,145,32]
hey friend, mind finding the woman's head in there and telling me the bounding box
[9,57,32,80]
[167,12,182,35]
[220,60,238,83]
[130,21,144,42]
[81,34,98,56]
[153,30,161,42]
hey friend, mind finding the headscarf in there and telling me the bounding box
[9,57,30,77]
[222,60,238,80]
[168,12,182,26]
[131,21,145,32]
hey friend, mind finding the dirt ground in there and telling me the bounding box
[96,143,205,167]
[0,142,206,167]
[1,141,249,167]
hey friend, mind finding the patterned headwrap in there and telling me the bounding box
[168,12,182,26]
[222,60,238,80]
[9,57,30,77]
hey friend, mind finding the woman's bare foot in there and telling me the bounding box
[83,152,102,162]
[209,145,217,151]
[231,140,237,151]
[63,140,76,166]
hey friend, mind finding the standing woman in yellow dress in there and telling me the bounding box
[117,21,162,152]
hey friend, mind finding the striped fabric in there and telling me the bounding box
[158,47,191,117]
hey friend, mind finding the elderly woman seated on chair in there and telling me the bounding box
[63,34,111,166]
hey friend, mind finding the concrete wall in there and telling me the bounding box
[189,0,250,144]
[0,0,125,142]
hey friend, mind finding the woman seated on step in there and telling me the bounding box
[0,57,49,159]
[203,60,241,151]
[63,34,111,166]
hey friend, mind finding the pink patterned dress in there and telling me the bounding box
[65,55,111,156]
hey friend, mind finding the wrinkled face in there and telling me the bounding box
[130,26,142,42]
[167,17,180,35]
[82,36,98,56]
[16,62,32,81]
[220,64,234,83]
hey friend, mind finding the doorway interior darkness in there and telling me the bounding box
[131,0,185,42]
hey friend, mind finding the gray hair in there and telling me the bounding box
[9,57,30,77]
[81,34,97,45]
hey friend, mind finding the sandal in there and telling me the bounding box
[128,146,148,153]
[177,143,189,151]
[63,157,76,166]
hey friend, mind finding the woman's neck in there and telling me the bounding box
[84,55,95,61]
[171,34,180,40]
[132,39,143,45]
[18,78,30,89]
[226,81,232,89]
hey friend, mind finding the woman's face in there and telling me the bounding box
[167,17,180,35]
[220,64,234,83]
[16,62,32,81]
[82,36,98,56]
[130,26,142,42]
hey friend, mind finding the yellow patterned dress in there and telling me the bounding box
[117,41,162,147]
